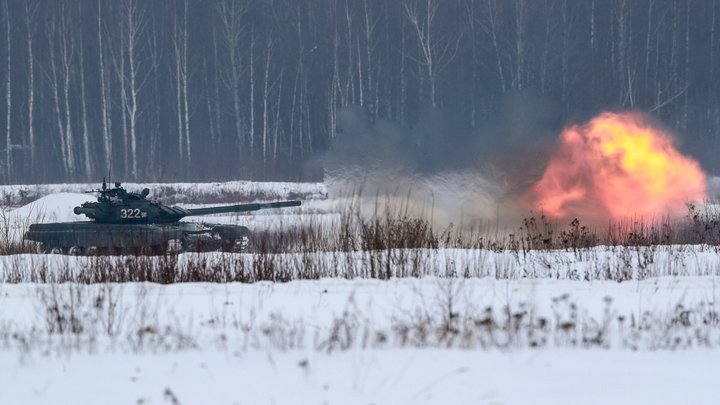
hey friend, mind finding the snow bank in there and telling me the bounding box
[0,193,93,246]
[9,192,92,223]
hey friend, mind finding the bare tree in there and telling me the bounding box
[560,0,569,111]
[261,32,274,164]
[260,30,283,166]
[328,1,340,136]
[202,24,222,151]
[362,0,381,117]
[46,2,76,177]
[4,0,12,181]
[539,0,556,95]
[97,0,112,174]
[712,0,717,80]
[24,0,39,173]
[478,0,508,92]
[403,0,463,108]
[79,28,92,179]
[272,67,283,162]
[342,0,356,105]
[616,0,634,106]
[181,0,190,165]
[172,0,191,164]
[113,5,129,175]
[122,0,147,178]
[643,0,655,99]
[146,9,163,177]
[217,0,249,161]
[512,0,526,90]
[683,0,691,129]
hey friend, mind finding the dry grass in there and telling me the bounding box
[2,281,718,357]
[0,193,717,283]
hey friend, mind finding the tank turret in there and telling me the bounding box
[71,178,300,224]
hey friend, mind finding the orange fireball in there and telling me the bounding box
[525,112,706,222]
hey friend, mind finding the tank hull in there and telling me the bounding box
[24,221,249,253]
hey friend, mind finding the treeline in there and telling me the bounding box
[0,0,718,183]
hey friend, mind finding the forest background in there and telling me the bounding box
[0,0,717,183]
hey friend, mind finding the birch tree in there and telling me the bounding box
[146,10,163,176]
[261,32,275,165]
[404,0,463,108]
[4,1,12,181]
[172,0,191,164]
[121,0,147,178]
[24,0,38,172]
[217,0,249,160]
[46,2,75,177]
[97,0,112,174]
[479,0,508,93]
[513,0,526,90]
[79,30,92,179]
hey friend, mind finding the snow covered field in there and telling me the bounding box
[1,276,719,404]
[3,349,718,404]
[1,180,719,404]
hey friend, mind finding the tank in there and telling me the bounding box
[23,178,301,254]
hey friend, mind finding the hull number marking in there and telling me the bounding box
[120,208,146,219]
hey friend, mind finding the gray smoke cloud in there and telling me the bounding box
[323,91,564,229]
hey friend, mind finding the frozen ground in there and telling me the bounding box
[1,181,719,404]
[2,349,717,405]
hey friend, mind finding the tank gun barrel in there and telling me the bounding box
[185,200,301,217]
[73,206,96,217]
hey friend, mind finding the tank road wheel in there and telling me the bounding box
[104,246,125,255]
[68,246,85,256]
[94,246,122,256]
[147,244,168,256]
[35,243,53,253]
[220,239,235,252]
[167,239,183,253]
[221,237,249,252]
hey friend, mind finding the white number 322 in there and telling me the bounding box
[120,208,145,219]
